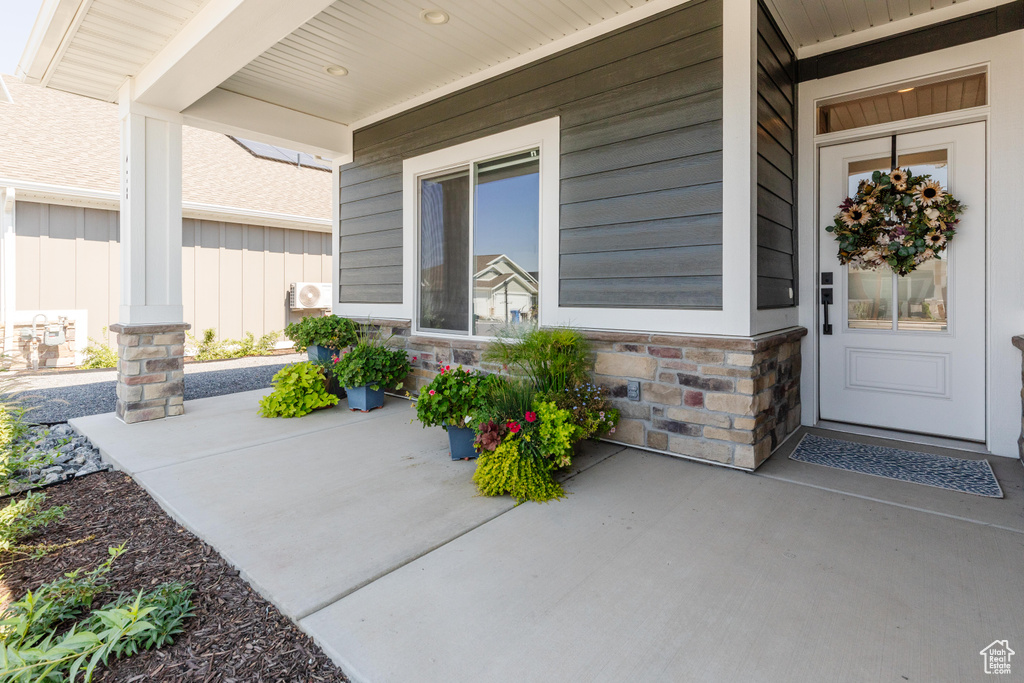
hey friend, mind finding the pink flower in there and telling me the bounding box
[428,389,436,396]
[507,421,521,434]
[610,427,616,434]
[332,357,340,363]
[524,411,537,423]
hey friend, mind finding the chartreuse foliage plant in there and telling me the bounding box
[472,439,565,503]
[414,366,491,431]
[331,327,410,391]
[472,398,575,503]
[258,362,339,418]
[0,546,193,683]
[284,315,357,353]
[470,325,621,503]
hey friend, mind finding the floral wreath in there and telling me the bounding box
[826,168,965,276]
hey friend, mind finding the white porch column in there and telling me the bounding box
[112,84,189,424]
[118,88,184,324]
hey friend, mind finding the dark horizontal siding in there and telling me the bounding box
[756,2,797,310]
[339,0,724,308]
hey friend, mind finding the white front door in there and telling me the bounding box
[818,122,986,441]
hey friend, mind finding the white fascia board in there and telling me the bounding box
[132,0,336,113]
[796,0,1011,59]
[15,0,83,85]
[183,88,351,161]
[0,178,329,232]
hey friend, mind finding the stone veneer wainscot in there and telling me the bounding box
[110,322,190,424]
[364,320,806,471]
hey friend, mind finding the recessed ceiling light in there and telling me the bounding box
[897,87,915,93]
[324,65,349,76]
[420,9,449,24]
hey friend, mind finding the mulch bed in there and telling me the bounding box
[0,472,348,682]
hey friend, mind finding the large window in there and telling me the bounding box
[418,149,540,336]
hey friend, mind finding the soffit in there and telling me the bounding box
[764,0,967,49]
[218,0,656,125]
[47,0,210,102]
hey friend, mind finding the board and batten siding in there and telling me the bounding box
[339,0,724,309]
[14,202,331,345]
[756,2,798,309]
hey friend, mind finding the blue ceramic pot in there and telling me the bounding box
[306,345,337,363]
[445,425,478,460]
[347,385,385,412]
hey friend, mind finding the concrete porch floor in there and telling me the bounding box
[71,391,1024,682]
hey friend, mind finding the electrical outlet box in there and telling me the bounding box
[627,380,641,402]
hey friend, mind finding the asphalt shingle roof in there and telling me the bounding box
[0,75,331,221]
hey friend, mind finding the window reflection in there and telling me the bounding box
[473,151,539,337]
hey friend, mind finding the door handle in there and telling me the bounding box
[821,288,834,336]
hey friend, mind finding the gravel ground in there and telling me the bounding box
[0,471,348,682]
[3,354,304,424]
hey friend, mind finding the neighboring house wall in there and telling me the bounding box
[756,1,797,309]
[14,201,330,349]
[339,0,724,309]
[183,219,332,340]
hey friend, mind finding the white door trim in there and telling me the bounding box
[797,31,1024,458]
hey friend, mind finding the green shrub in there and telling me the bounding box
[414,367,490,431]
[483,326,592,394]
[189,328,279,362]
[284,315,357,353]
[0,547,191,683]
[258,362,339,418]
[0,493,67,555]
[79,582,193,657]
[1,545,124,644]
[331,328,409,391]
[0,402,33,492]
[81,328,117,369]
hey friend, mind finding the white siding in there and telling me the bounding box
[13,202,331,348]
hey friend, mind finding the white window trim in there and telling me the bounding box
[395,118,559,340]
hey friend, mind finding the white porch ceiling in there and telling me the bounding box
[47,0,210,102]
[219,0,656,125]
[765,0,964,49]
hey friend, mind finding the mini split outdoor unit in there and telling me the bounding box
[289,282,332,310]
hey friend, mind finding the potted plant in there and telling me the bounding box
[284,315,357,362]
[331,328,410,411]
[414,366,490,460]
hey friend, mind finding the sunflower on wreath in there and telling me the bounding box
[826,167,965,276]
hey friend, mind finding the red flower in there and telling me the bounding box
[332,357,340,363]
[507,421,521,433]
[445,365,450,371]
[524,411,537,423]
[428,389,436,396]
[412,356,418,362]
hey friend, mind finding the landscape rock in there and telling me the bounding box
[4,424,108,493]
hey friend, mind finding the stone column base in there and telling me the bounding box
[110,322,190,424]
